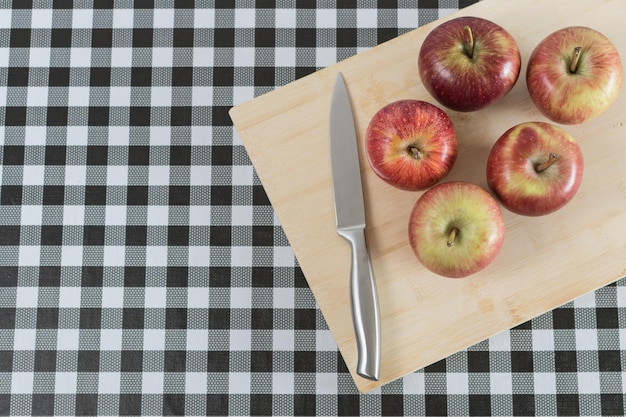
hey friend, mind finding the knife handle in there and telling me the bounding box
[338,227,381,381]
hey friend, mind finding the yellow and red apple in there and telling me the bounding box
[526,26,623,124]
[408,181,505,278]
[486,122,584,216]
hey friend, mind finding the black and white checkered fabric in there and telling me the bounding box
[1,1,625,416]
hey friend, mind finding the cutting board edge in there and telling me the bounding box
[356,267,626,393]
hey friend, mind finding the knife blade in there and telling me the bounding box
[329,72,381,381]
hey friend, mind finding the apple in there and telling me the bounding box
[486,121,584,216]
[526,26,622,125]
[408,181,505,278]
[365,99,457,191]
[418,16,521,112]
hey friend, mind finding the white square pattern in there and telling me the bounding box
[274,47,296,67]
[272,373,293,394]
[274,9,296,28]
[26,87,48,106]
[13,329,36,351]
[185,372,208,394]
[532,330,555,351]
[316,9,336,28]
[15,287,38,308]
[187,329,209,351]
[356,9,378,28]
[153,8,175,28]
[98,372,122,394]
[490,373,513,394]
[142,372,164,394]
[233,47,255,67]
[234,9,255,28]
[29,48,51,67]
[152,47,174,67]
[446,373,468,395]
[229,372,251,394]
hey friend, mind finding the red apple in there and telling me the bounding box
[526,26,623,124]
[418,16,521,112]
[408,181,505,278]
[486,121,584,216]
[365,99,457,191]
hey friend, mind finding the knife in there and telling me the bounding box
[329,72,381,381]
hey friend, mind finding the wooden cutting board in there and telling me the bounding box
[229,0,626,393]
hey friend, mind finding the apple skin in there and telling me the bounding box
[526,26,623,124]
[408,181,505,278]
[486,121,584,216]
[418,16,521,112]
[365,99,457,191]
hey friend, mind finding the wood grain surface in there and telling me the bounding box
[229,0,626,393]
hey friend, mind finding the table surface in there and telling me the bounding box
[1,1,625,416]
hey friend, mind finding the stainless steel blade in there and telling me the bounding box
[330,72,381,381]
[330,73,366,231]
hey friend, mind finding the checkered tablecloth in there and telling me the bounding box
[1,1,625,416]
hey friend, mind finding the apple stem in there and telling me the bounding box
[409,146,422,160]
[447,227,459,248]
[535,153,558,173]
[569,46,582,74]
[464,26,474,59]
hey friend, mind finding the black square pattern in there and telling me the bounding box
[294,351,316,373]
[206,394,228,416]
[7,67,29,86]
[126,186,149,205]
[601,394,624,416]
[1,185,22,205]
[166,308,187,329]
[164,350,186,372]
[294,394,316,416]
[124,267,146,287]
[294,309,316,330]
[511,351,534,373]
[31,394,55,416]
[83,225,105,246]
[338,394,360,416]
[49,67,70,85]
[167,267,188,287]
[208,308,230,329]
[81,267,104,287]
[163,394,185,416]
[250,350,273,372]
[77,350,100,372]
[122,308,144,329]
[79,308,102,329]
[208,351,229,372]
[88,107,110,126]
[121,351,143,372]
[467,351,490,373]
[84,186,106,205]
[36,308,58,329]
[39,266,61,287]
[0,267,18,287]
[0,351,13,372]
[425,395,447,416]
[34,350,57,372]
[512,394,535,416]
[75,394,98,416]
[250,394,272,416]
